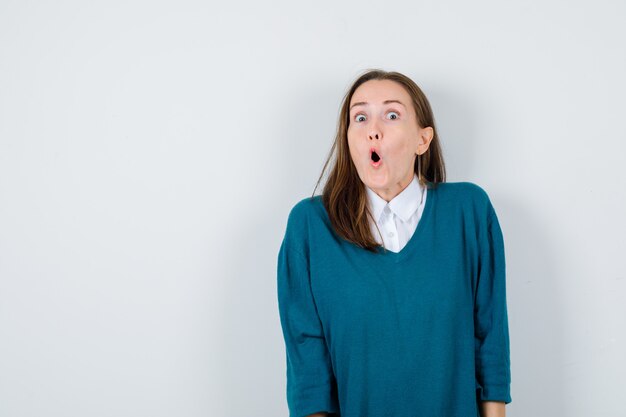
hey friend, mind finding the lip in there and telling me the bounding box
[370,147,382,168]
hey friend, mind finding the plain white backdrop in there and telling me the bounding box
[1,1,625,416]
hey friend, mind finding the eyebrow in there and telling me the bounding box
[350,99,406,111]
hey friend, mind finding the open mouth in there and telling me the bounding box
[370,148,382,167]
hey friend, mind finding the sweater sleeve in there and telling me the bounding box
[474,204,512,404]
[277,236,339,417]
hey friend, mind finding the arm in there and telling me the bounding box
[474,204,512,408]
[479,400,506,417]
[277,232,339,417]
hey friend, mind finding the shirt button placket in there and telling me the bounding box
[383,205,399,251]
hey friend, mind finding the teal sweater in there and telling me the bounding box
[277,182,512,417]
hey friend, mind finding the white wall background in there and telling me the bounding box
[1,1,624,416]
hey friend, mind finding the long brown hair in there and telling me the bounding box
[311,68,446,253]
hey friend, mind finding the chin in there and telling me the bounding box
[365,176,388,188]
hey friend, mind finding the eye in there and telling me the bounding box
[387,111,400,120]
[355,114,366,122]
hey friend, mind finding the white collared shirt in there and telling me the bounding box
[365,173,427,253]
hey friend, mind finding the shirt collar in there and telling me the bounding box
[366,173,424,223]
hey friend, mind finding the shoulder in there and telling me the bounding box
[429,181,489,203]
[286,195,322,225]
[433,181,495,218]
[281,195,324,257]
[433,181,489,200]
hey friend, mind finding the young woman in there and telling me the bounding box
[277,69,512,417]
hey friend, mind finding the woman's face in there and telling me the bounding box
[347,79,433,202]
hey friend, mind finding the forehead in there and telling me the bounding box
[350,79,410,107]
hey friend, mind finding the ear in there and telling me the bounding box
[416,126,434,155]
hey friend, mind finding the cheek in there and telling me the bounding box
[347,134,359,153]
[384,144,413,164]
[395,140,413,154]
[348,143,367,166]
[350,145,364,162]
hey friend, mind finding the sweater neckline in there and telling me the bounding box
[373,181,437,263]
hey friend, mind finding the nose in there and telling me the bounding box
[367,117,382,140]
